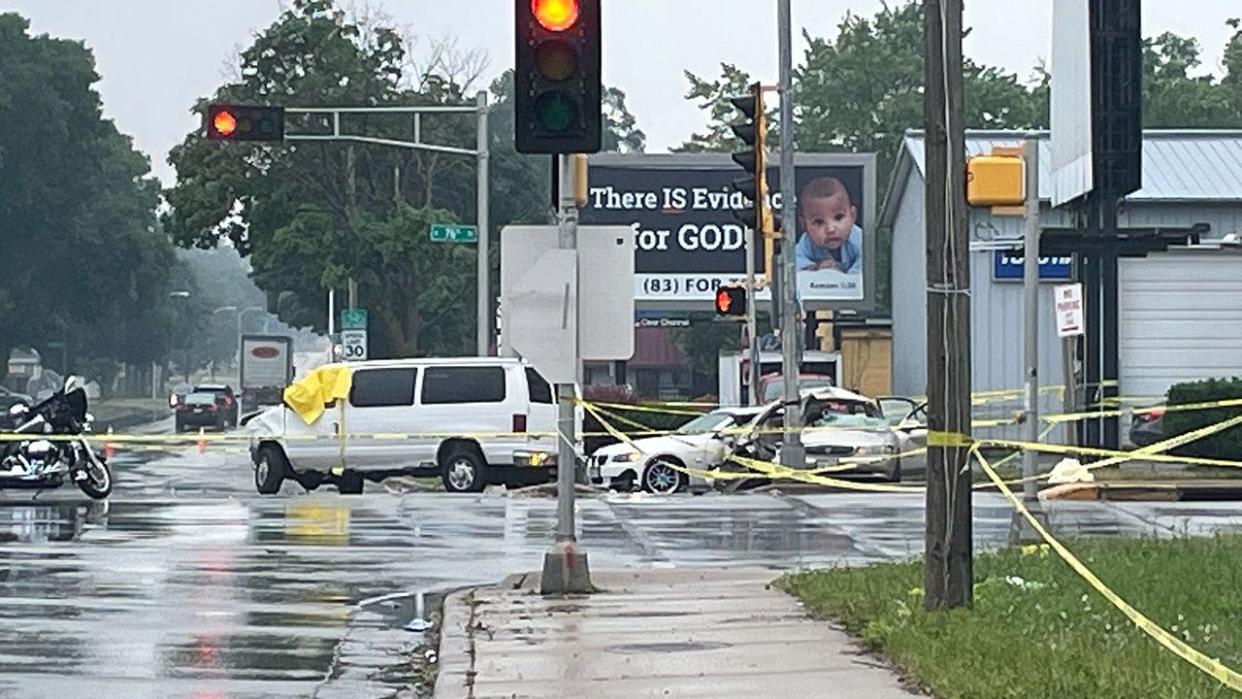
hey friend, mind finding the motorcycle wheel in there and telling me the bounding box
[76,457,113,500]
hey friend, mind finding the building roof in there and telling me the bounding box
[628,327,690,368]
[881,129,1242,227]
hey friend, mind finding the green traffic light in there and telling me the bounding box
[535,92,577,132]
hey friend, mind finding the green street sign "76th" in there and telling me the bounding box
[429,224,478,243]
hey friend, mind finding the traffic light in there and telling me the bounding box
[728,83,776,278]
[715,285,747,319]
[205,105,285,141]
[514,0,602,154]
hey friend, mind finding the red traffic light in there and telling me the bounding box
[212,110,238,138]
[532,0,579,31]
[205,104,285,141]
[715,286,746,317]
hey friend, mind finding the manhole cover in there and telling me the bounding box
[607,641,731,654]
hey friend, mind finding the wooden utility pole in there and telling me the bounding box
[922,0,973,611]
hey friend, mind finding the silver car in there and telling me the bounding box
[735,387,907,483]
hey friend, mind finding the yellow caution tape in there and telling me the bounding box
[972,446,1242,691]
[927,431,974,447]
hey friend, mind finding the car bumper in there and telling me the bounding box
[805,454,899,477]
[177,413,223,427]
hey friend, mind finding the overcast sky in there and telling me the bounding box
[8,1,1239,184]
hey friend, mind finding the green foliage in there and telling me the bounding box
[1143,32,1242,128]
[1164,377,1242,459]
[782,535,1242,698]
[0,12,174,377]
[163,0,644,357]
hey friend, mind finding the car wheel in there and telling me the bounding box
[337,469,364,495]
[642,458,687,495]
[886,460,902,483]
[441,446,488,493]
[255,444,287,495]
[610,473,636,492]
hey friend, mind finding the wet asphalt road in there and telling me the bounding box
[3,417,1242,698]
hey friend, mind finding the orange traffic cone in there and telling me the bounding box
[104,426,116,461]
[197,427,207,454]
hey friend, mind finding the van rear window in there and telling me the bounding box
[350,368,417,407]
[421,366,506,404]
[526,368,554,404]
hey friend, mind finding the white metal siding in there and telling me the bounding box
[1120,251,1242,399]
[889,168,927,397]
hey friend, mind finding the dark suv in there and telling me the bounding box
[175,384,239,432]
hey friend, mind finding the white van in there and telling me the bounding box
[245,358,564,494]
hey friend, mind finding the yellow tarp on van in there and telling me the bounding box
[283,363,353,424]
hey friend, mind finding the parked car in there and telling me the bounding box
[176,392,230,432]
[732,387,911,484]
[0,386,33,430]
[589,406,763,494]
[245,358,563,495]
[1129,405,1165,447]
[191,383,239,427]
[756,373,835,404]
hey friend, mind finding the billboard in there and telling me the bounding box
[1050,0,1093,206]
[581,153,877,310]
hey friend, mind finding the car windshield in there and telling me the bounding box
[764,378,833,403]
[675,412,735,435]
[185,392,217,405]
[809,401,888,429]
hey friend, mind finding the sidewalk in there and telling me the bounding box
[434,567,921,699]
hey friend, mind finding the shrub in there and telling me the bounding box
[1163,377,1242,459]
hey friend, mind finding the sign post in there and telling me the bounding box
[339,308,368,361]
[1055,283,1085,448]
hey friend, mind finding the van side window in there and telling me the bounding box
[526,368,554,404]
[350,368,417,407]
[422,366,506,404]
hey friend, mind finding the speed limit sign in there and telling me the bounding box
[340,329,368,360]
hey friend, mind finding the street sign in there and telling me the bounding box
[340,329,369,360]
[429,224,478,243]
[340,308,367,330]
[993,251,1073,281]
[1054,283,1085,338]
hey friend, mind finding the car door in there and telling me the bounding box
[344,366,418,468]
[879,397,927,451]
[412,365,510,467]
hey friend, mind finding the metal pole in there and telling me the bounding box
[346,145,358,310]
[541,152,592,595]
[477,91,491,357]
[555,152,577,544]
[327,288,336,362]
[745,227,761,406]
[777,0,804,469]
[1021,137,1041,502]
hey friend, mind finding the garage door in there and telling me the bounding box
[1120,251,1242,399]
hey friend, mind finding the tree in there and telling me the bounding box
[0,13,173,381]
[163,0,647,358]
[1143,30,1242,127]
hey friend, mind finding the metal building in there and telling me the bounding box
[882,130,1242,435]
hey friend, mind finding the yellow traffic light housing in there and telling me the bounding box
[967,152,1025,207]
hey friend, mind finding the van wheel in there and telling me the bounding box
[441,446,488,493]
[255,445,287,495]
[337,470,364,495]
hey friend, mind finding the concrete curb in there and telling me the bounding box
[432,588,476,699]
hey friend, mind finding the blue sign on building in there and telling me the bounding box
[992,251,1074,281]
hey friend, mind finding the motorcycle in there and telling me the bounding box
[0,377,113,499]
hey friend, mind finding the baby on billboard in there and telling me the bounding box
[794,176,863,276]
